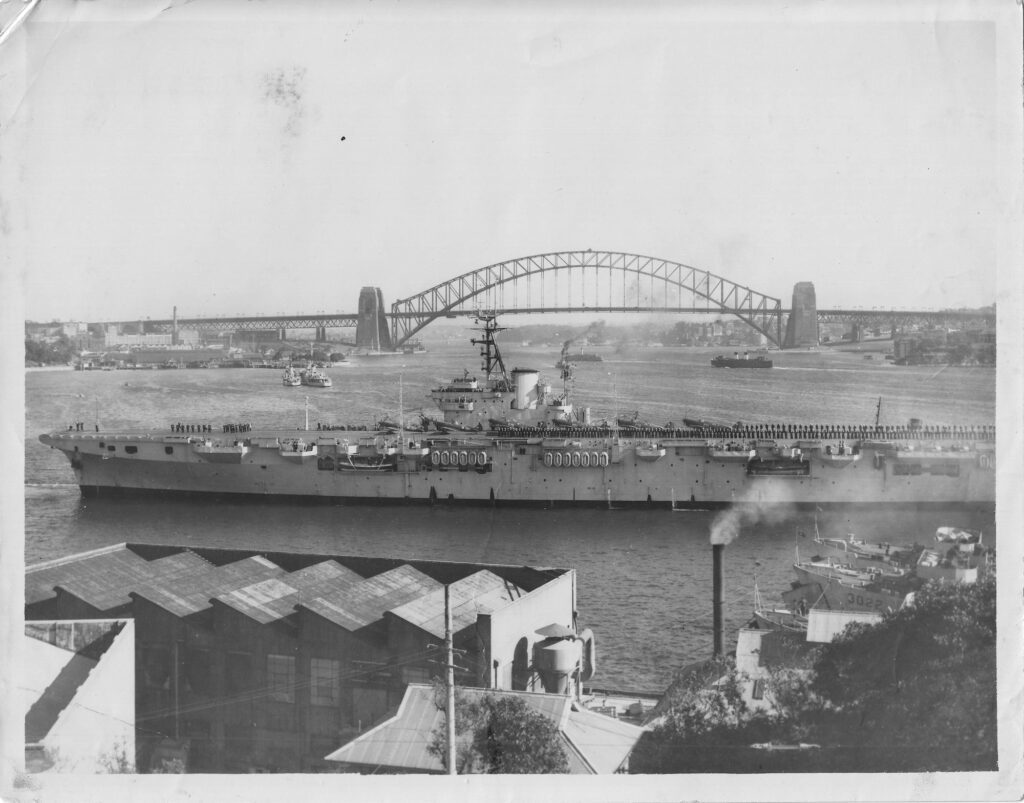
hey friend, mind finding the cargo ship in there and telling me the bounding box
[39,316,995,508]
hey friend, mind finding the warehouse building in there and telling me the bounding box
[25,543,582,773]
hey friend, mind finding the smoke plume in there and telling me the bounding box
[708,484,796,545]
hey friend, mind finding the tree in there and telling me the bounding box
[25,334,76,365]
[807,573,997,771]
[632,575,997,773]
[427,684,569,774]
[629,658,790,774]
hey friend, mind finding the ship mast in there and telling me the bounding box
[470,314,509,386]
[875,396,882,428]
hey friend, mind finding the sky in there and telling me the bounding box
[2,0,1018,324]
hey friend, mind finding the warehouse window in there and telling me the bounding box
[267,654,295,703]
[310,658,340,706]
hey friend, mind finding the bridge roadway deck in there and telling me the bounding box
[113,307,994,333]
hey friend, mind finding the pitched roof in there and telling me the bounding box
[299,564,441,631]
[26,545,212,612]
[560,705,647,774]
[386,570,525,639]
[131,556,285,617]
[324,684,644,774]
[215,561,364,624]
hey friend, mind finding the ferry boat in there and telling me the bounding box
[711,351,773,368]
[38,315,996,508]
[282,366,302,387]
[300,365,332,388]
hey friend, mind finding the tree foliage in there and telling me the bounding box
[428,684,569,774]
[632,576,997,773]
[25,334,76,365]
[808,573,997,771]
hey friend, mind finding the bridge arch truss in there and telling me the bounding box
[390,250,784,347]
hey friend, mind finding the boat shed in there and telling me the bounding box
[24,543,581,774]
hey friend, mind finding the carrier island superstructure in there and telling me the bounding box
[40,317,995,508]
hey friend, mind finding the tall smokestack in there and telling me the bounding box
[172,306,178,346]
[712,543,724,658]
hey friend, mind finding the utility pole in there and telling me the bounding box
[445,583,456,775]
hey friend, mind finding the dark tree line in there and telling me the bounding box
[25,335,77,365]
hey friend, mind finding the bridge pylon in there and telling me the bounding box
[783,282,819,348]
[356,287,393,351]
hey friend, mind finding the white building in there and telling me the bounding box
[22,620,136,773]
[735,609,882,713]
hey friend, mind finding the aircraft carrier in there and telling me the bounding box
[39,317,996,508]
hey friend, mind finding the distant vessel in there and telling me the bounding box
[39,315,996,507]
[711,351,773,368]
[556,352,603,369]
[300,365,332,388]
[282,366,302,387]
[751,585,808,632]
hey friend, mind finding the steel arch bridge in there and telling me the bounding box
[390,250,784,347]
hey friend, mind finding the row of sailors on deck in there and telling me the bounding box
[172,423,212,433]
[223,423,252,433]
[490,422,996,441]
[729,423,995,437]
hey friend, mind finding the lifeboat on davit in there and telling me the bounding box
[634,443,666,461]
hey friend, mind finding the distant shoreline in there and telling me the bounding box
[25,365,74,372]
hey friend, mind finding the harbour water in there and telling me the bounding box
[23,343,997,690]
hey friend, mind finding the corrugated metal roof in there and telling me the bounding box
[132,557,286,617]
[216,561,363,624]
[25,544,148,610]
[46,549,164,612]
[300,564,441,631]
[387,570,524,639]
[325,684,642,774]
[326,683,444,772]
[26,546,123,606]
[26,547,215,610]
[149,550,213,575]
[560,706,646,774]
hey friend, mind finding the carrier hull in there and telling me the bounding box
[41,428,996,508]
